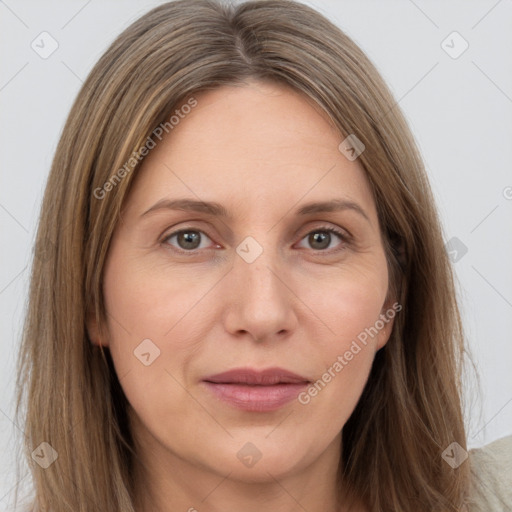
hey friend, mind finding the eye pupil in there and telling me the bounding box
[178,231,201,250]
[309,231,330,250]
[168,228,340,253]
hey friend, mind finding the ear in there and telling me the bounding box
[375,298,401,351]
[86,308,109,347]
[376,233,405,351]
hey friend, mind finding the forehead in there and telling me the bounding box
[124,80,377,222]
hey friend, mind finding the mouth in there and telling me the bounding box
[202,367,310,412]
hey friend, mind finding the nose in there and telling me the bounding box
[222,240,298,343]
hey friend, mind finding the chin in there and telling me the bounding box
[203,438,313,482]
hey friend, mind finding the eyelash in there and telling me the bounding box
[160,225,350,256]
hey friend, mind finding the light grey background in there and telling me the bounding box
[1,0,511,508]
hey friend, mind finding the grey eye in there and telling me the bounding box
[164,230,212,251]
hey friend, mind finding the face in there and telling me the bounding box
[88,80,395,489]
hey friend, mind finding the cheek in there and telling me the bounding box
[294,258,389,416]
[100,242,217,403]
[295,295,382,435]
[102,241,207,342]
[303,255,389,348]
[101,252,201,430]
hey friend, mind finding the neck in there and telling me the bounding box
[130,424,364,512]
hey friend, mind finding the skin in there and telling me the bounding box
[87,79,396,512]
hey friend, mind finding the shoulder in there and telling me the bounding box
[466,435,512,512]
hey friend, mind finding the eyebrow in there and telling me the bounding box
[140,198,370,222]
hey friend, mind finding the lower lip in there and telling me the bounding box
[202,382,309,412]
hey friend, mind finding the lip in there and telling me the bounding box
[202,367,310,412]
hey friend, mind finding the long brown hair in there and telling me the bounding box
[15,0,472,510]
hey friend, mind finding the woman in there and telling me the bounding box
[14,0,511,511]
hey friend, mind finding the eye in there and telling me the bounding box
[161,225,349,255]
[296,226,348,252]
[162,228,216,252]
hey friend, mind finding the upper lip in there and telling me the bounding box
[203,367,310,385]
